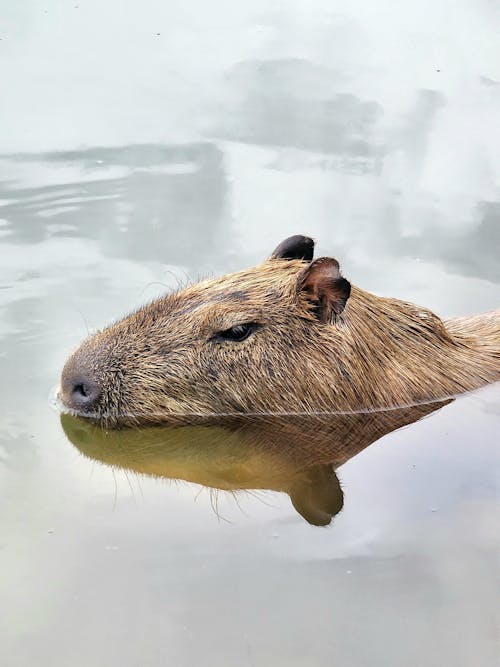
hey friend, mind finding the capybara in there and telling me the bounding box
[59,235,500,427]
[61,399,450,525]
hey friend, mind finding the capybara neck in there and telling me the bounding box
[330,285,499,410]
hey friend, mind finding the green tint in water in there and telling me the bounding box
[61,402,451,526]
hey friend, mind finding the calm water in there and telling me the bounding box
[1,2,499,666]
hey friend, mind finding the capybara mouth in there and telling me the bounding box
[56,387,218,428]
[57,391,107,424]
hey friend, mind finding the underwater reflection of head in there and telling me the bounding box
[61,401,448,526]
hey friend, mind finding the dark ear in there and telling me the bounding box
[270,235,315,261]
[299,257,351,322]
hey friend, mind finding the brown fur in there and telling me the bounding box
[60,236,500,427]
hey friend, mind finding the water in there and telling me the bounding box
[1,1,499,665]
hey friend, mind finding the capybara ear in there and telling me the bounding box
[299,257,351,322]
[289,465,344,526]
[270,235,315,261]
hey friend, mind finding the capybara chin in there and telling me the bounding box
[59,235,500,428]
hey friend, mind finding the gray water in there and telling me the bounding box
[1,1,499,666]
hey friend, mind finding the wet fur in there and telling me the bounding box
[61,243,500,427]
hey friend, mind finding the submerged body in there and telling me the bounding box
[60,235,500,427]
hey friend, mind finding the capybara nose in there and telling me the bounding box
[61,373,101,413]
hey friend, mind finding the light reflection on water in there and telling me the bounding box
[0,1,499,665]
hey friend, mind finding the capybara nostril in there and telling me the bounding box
[70,378,101,410]
[73,381,96,399]
[61,373,101,413]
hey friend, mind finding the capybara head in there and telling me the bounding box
[60,235,353,426]
[59,234,499,427]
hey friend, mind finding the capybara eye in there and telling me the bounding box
[214,322,260,343]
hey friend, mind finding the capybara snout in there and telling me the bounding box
[60,348,103,416]
[60,235,500,427]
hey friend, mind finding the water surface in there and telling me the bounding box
[1,1,499,666]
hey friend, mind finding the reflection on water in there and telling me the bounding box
[62,400,449,526]
[397,200,500,283]
[216,59,383,160]
[2,137,499,289]
[0,143,229,267]
[1,1,499,665]
[1,131,499,667]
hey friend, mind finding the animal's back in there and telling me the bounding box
[446,310,500,341]
[446,310,500,366]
